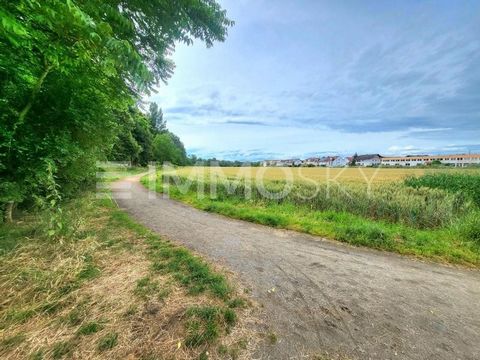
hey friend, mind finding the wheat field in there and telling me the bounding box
[165,166,476,184]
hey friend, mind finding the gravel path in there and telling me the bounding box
[112,176,480,360]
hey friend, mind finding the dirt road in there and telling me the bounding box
[112,176,480,359]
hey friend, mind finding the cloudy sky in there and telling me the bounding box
[148,0,480,161]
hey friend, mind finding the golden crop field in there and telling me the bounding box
[164,166,476,184]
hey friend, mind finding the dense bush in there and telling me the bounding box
[0,0,232,221]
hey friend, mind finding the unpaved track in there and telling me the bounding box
[113,176,480,360]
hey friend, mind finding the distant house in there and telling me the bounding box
[331,156,349,167]
[262,159,303,167]
[320,156,336,167]
[304,157,322,166]
[355,154,382,167]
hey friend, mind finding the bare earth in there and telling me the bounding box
[112,176,480,360]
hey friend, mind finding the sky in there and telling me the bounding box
[148,0,480,161]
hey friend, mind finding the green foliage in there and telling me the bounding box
[33,160,64,238]
[0,0,232,218]
[149,103,166,133]
[459,212,480,245]
[162,175,471,229]
[144,174,480,265]
[405,173,480,207]
[153,132,188,165]
[335,223,393,249]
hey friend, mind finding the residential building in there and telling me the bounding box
[303,157,323,166]
[262,159,303,167]
[355,154,382,167]
[303,156,341,167]
[331,156,349,167]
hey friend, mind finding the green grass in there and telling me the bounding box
[77,321,103,336]
[108,207,241,349]
[52,340,75,359]
[96,164,148,183]
[405,173,480,206]
[0,333,26,350]
[134,276,161,300]
[185,306,221,347]
[142,173,480,266]
[0,184,246,358]
[110,210,232,300]
[0,220,36,255]
[183,305,239,347]
[97,332,118,352]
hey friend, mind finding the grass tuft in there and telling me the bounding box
[77,321,103,336]
[185,306,221,347]
[0,333,26,350]
[52,340,75,359]
[97,332,118,352]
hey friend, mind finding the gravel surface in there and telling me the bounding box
[112,176,480,360]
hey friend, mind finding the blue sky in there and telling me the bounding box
[149,0,480,161]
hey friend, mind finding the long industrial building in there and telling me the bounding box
[381,154,480,167]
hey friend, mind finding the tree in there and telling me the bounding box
[0,0,233,221]
[149,103,166,133]
[167,132,188,165]
[350,153,358,166]
[153,132,187,165]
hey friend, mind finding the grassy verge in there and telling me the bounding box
[141,173,480,266]
[0,193,254,359]
[97,163,148,183]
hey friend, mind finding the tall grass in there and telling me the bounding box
[405,173,480,207]
[163,175,472,229]
[143,172,480,265]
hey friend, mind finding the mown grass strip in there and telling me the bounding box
[0,190,246,358]
[107,200,241,347]
[109,209,232,300]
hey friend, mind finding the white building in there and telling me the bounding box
[355,154,382,167]
[381,154,480,167]
[262,159,303,167]
[303,157,322,166]
[304,156,337,167]
[331,156,350,167]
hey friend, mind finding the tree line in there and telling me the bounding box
[0,0,232,222]
[110,103,188,166]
